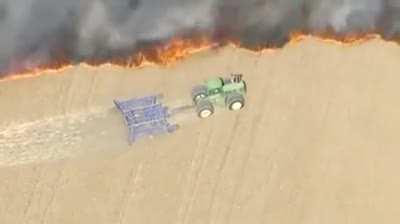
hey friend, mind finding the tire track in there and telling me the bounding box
[117,162,143,224]
[22,166,45,224]
[208,115,241,224]
[41,162,67,224]
[182,124,215,224]
[176,130,202,224]
[224,65,274,224]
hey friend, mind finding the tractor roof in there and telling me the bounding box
[206,77,223,90]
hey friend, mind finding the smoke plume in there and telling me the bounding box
[0,0,399,75]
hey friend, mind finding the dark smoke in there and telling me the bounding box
[1,0,400,76]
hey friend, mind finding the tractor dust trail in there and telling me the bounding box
[0,98,196,166]
[0,109,113,166]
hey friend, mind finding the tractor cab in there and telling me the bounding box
[206,74,244,95]
[206,78,224,95]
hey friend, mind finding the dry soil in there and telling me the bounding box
[1,38,400,223]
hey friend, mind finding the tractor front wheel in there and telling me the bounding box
[226,93,245,111]
[196,100,214,118]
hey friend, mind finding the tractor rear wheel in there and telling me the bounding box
[196,100,214,118]
[226,93,245,111]
[191,85,207,103]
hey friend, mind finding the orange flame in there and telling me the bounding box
[0,32,389,82]
[289,31,381,45]
[108,36,219,67]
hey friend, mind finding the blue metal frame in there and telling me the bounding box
[114,94,178,143]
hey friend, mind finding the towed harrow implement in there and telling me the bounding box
[114,94,179,143]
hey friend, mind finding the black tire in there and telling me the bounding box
[226,93,245,111]
[191,85,207,103]
[196,100,214,118]
[243,81,247,93]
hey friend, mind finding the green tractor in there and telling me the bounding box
[191,74,247,118]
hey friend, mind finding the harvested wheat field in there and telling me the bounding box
[1,37,400,223]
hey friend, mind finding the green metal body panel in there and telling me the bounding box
[203,77,246,107]
[206,78,223,90]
